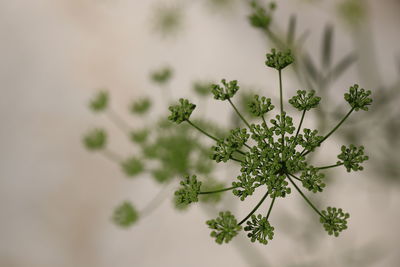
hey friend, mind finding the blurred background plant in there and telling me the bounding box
[1,0,399,266]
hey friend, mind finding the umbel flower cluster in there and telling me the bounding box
[169,49,372,245]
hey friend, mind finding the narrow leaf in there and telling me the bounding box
[287,15,296,45]
[321,24,333,69]
[331,53,357,80]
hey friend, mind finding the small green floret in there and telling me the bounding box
[174,175,202,205]
[113,201,138,227]
[337,145,368,172]
[211,79,239,100]
[168,98,196,124]
[89,91,108,112]
[206,211,242,244]
[121,157,144,177]
[301,167,326,193]
[151,67,173,84]
[83,129,106,150]
[344,84,372,111]
[131,98,151,114]
[265,49,294,70]
[298,129,324,152]
[289,90,321,111]
[244,214,274,244]
[320,207,350,237]
[193,81,213,97]
[249,95,274,117]
[232,174,259,201]
[130,129,149,144]
[248,0,275,29]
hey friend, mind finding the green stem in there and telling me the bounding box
[107,108,131,134]
[266,196,276,219]
[230,156,244,164]
[288,109,306,158]
[102,148,123,163]
[278,69,285,159]
[199,186,238,195]
[140,179,175,218]
[238,191,269,226]
[286,173,325,219]
[228,98,251,129]
[262,115,268,128]
[302,108,354,157]
[294,110,306,141]
[186,119,221,143]
[316,162,343,170]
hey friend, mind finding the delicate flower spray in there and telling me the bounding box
[169,49,372,245]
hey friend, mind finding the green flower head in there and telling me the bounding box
[206,211,242,244]
[174,175,202,206]
[289,90,321,111]
[83,129,106,150]
[320,207,350,237]
[168,98,196,124]
[244,214,274,245]
[265,49,294,70]
[89,91,108,112]
[344,84,372,111]
[112,201,138,227]
[211,79,239,100]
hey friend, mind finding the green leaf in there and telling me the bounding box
[321,24,333,69]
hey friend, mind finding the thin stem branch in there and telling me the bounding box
[278,69,285,159]
[140,179,175,218]
[286,173,325,219]
[302,108,354,157]
[107,108,131,134]
[199,186,238,195]
[102,148,123,163]
[266,196,276,219]
[186,119,221,143]
[294,110,306,141]
[316,162,343,170]
[228,98,251,129]
[238,191,269,226]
